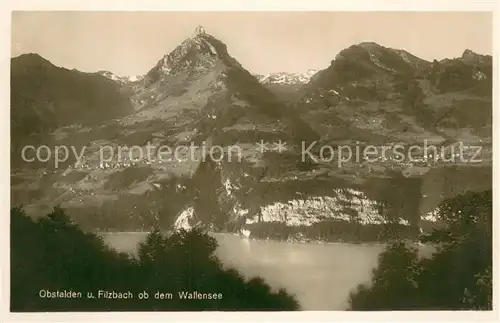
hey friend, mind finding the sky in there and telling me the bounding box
[11,11,493,77]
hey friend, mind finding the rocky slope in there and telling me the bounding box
[299,43,492,140]
[11,54,134,168]
[11,54,133,134]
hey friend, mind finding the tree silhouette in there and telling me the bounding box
[11,207,300,311]
[348,190,492,310]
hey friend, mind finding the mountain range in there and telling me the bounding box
[10,26,492,242]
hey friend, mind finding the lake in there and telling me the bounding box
[100,232,388,310]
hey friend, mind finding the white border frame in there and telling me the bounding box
[1,1,499,322]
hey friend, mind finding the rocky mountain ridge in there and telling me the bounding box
[11,27,492,242]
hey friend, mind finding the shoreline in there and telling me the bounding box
[97,230,433,248]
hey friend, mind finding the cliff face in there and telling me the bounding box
[173,151,427,242]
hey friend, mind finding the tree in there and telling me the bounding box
[11,207,300,311]
[349,190,492,310]
[134,227,300,310]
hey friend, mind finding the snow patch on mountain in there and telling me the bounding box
[367,52,397,73]
[128,75,144,82]
[396,51,413,64]
[257,70,318,85]
[203,39,218,56]
[98,71,123,82]
[98,70,144,84]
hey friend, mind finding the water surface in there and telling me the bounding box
[100,232,385,310]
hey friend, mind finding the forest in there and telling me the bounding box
[10,206,299,311]
[349,190,492,310]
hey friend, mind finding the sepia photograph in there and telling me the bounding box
[8,10,493,313]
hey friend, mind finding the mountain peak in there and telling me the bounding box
[194,25,206,36]
[358,41,384,49]
[143,29,229,84]
[462,48,477,57]
[461,48,491,65]
[12,53,52,66]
